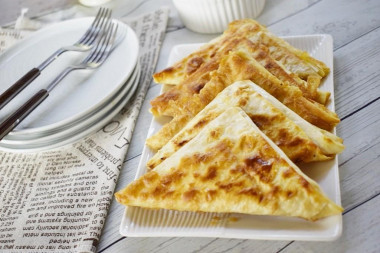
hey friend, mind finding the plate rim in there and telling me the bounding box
[119,34,343,241]
[0,62,141,152]
[2,62,140,143]
[0,17,139,135]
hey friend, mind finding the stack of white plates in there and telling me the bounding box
[0,18,140,152]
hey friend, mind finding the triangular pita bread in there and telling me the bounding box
[147,49,339,150]
[116,107,343,221]
[153,19,328,86]
[147,81,344,169]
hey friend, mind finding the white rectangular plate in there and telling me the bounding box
[120,34,342,241]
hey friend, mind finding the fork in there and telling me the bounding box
[0,8,112,110]
[0,22,118,141]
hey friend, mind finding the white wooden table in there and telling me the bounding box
[3,0,379,252]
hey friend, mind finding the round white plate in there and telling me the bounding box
[0,17,139,135]
[0,63,141,152]
[3,62,140,143]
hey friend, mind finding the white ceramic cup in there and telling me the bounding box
[79,0,112,7]
[173,0,266,34]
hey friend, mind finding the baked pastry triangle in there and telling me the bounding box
[147,81,344,170]
[116,107,343,221]
[148,49,339,150]
[153,19,330,104]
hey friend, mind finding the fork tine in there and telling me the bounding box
[87,10,112,46]
[82,8,112,46]
[81,8,112,47]
[77,8,105,44]
[83,21,113,64]
[98,24,118,63]
[93,23,115,63]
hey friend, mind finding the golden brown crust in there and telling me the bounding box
[152,20,263,85]
[147,81,344,170]
[148,47,339,151]
[116,108,343,221]
[219,51,339,130]
[153,19,330,105]
[146,114,193,151]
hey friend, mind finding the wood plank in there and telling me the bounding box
[0,0,74,26]
[334,27,380,118]
[97,155,141,250]
[280,195,380,253]
[258,0,320,26]
[267,0,380,50]
[337,99,380,209]
[99,78,380,252]
[100,235,289,253]
[98,0,380,251]
[125,0,328,163]
[124,84,160,160]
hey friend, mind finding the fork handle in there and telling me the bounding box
[0,68,41,110]
[0,89,48,140]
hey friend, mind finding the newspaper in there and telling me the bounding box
[0,8,169,252]
[0,29,32,54]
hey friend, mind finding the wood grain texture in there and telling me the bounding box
[338,100,380,210]
[334,27,380,119]
[93,0,380,252]
[98,0,326,251]
[267,0,380,48]
[4,0,378,252]
[0,0,74,26]
[280,195,380,253]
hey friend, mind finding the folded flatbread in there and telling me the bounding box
[116,107,343,221]
[148,49,339,150]
[153,19,330,104]
[147,81,344,169]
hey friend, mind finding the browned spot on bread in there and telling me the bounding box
[143,172,159,184]
[214,139,232,154]
[238,186,262,199]
[248,114,280,129]
[209,127,222,139]
[299,176,310,191]
[162,66,174,73]
[206,189,217,201]
[238,97,248,107]
[202,166,218,181]
[267,185,280,199]
[245,156,272,172]
[152,185,167,197]
[258,49,267,59]
[127,180,146,198]
[190,83,206,94]
[218,181,244,192]
[264,61,274,69]
[282,168,293,179]
[229,164,244,174]
[183,189,199,201]
[194,118,209,129]
[244,155,273,183]
[237,135,258,150]
[151,90,180,105]
[287,137,304,147]
[163,190,174,198]
[160,169,184,186]
[174,139,190,147]
[186,57,204,74]
[286,190,294,198]
[192,152,213,164]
